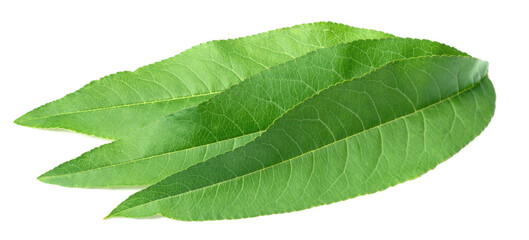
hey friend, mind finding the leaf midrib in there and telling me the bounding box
[18,91,222,122]
[111,75,486,217]
[39,130,264,180]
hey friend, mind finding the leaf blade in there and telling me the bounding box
[38,38,469,188]
[107,56,495,220]
[15,22,392,139]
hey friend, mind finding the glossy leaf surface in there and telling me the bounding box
[38,38,467,188]
[108,56,495,220]
[15,22,392,139]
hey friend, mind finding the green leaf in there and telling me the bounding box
[14,22,392,139]
[38,38,468,188]
[107,56,495,220]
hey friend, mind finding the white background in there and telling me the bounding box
[1,0,527,239]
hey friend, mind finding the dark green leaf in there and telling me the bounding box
[38,38,467,188]
[15,22,392,139]
[107,56,495,220]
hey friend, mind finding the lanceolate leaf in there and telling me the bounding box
[38,38,468,188]
[107,56,495,220]
[15,22,392,139]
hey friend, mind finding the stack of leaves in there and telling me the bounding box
[16,22,495,221]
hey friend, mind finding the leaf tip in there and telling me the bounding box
[36,174,48,183]
[36,171,55,184]
[13,114,27,126]
[14,111,40,128]
[105,207,122,220]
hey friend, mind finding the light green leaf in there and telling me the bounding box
[107,56,495,220]
[38,38,468,188]
[14,22,392,139]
